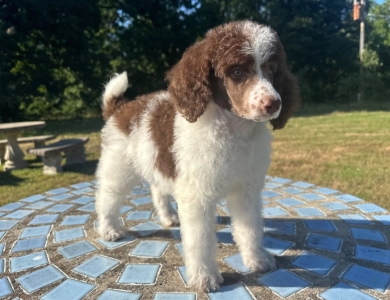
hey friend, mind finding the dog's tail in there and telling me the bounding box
[102,72,128,121]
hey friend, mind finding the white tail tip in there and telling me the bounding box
[102,72,128,106]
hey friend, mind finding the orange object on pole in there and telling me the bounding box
[353,3,361,20]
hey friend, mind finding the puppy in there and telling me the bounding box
[96,20,300,292]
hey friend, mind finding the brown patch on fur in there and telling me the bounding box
[149,99,177,179]
[110,93,152,135]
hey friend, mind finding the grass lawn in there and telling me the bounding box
[1,103,389,210]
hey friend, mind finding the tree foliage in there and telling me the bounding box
[0,0,389,121]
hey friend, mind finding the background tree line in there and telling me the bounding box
[1,0,389,122]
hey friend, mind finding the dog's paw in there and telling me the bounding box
[242,248,276,273]
[189,272,224,292]
[159,212,180,227]
[99,225,127,241]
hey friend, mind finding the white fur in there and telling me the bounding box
[96,73,276,292]
[102,72,128,106]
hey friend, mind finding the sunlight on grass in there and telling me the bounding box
[1,111,389,209]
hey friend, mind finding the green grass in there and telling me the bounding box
[1,105,389,210]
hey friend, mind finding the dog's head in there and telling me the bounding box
[166,21,300,130]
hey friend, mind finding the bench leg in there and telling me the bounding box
[42,153,63,175]
[64,145,86,165]
[0,145,5,165]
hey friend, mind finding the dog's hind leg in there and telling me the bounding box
[96,145,140,241]
[151,185,179,227]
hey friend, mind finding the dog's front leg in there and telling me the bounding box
[177,192,223,292]
[227,185,276,272]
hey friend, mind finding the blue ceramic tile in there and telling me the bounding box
[26,201,53,210]
[0,212,4,217]
[17,265,65,293]
[10,251,48,272]
[0,202,25,211]
[41,279,95,300]
[262,236,294,255]
[291,251,336,276]
[77,202,95,212]
[47,193,73,201]
[0,258,4,274]
[291,181,314,189]
[295,207,325,217]
[306,233,342,252]
[71,187,95,195]
[175,243,184,257]
[97,235,136,250]
[131,196,152,206]
[355,245,390,265]
[263,206,289,217]
[298,193,325,202]
[303,220,337,232]
[262,191,283,199]
[154,293,196,300]
[315,187,338,195]
[265,220,296,235]
[118,264,161,284]
[351,228,386,242]
[71,182,92,189]
[321,202,350,211]
[73,255,120,278]
[0,231,5,240]
[262,199,269,205]
[355,203,387,213]
[131,188,150,196]
[178,266,188,285]
[98,289,142,300]
[61,215,90,226]
[46,187,70,195]
[223,253,252,273]
[71,196,95,205]
[0,277,13,298]
[46,204,74,213]
[20,194,46,203]
[54,227,85,243]
[335,194,363,203]
[20,225,51,239]
[0,219,19,230]
[282,187,304,195]
[265,182,282,189]
[342,264,390,293]
[373,215,390,225]
[120,205,133,214]
[130,221,163,237]
[208,283,254,300]
[277,198,304,207]
[131,241,169,258]
[338,214,372,224]
[58,240,97,259]
[170,227,181,240]
[4,209,34,219]
[126,211,152,221]
[320,282,376,300]
[29,214,59,225]
[270,177,291,184]
[217,227,234,244]
[12,236,47,253]
[0,243,4,255]
[257,269,310,298]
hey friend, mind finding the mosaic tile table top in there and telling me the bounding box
[1,177,389,299]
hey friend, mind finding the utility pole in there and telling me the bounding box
[354,0,366,102]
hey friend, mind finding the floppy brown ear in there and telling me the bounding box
[271,56,301,130]
[166,39,213,123]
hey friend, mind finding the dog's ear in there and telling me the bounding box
[270,48,301,130]
[166,40,213,123]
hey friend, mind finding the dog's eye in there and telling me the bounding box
[231,67,244,78]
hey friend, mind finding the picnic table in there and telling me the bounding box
[0,121,46,171]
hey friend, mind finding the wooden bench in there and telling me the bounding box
[0,135,57,164]
[28,137,89,175]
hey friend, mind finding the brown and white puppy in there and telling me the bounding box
[96,20,300,292]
